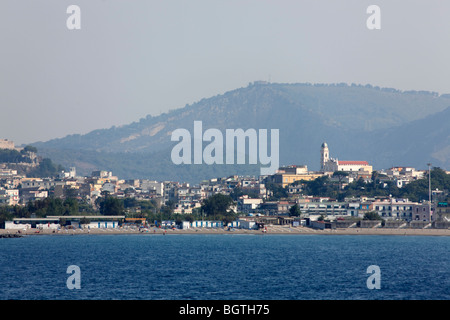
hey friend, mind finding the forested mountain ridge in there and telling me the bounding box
[29,82,450,183]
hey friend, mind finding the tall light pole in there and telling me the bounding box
[427,163,432,222]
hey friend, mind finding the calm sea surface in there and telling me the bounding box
[0,234,448,300]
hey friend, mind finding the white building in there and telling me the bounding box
[140,180,164,196]
[347,202,361,217]
[59,167,76,179]
[91,170,113,178]
[21,178,65,189]
[19,188,48,203]
[321,142,372,174]
[5,218,60,230]
[237,219,256,229]
[0,189,19,205]
[190,220,224,228]
[238,196,263,213]
[46,216,125,229]
[102,182,118,194]
[0,168,18,176]
[372,198,416,220]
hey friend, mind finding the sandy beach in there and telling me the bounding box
[1,225,449,236]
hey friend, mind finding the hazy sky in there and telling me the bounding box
[1,0,450,145]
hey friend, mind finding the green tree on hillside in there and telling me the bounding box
[22,145,38,154]
[28,158,64,178]
[363,211,382,220]
[289,204,301,217]
[264,180,288,200]
[201,194,235,216]
[201,194,236,224]
[96,194,124,216]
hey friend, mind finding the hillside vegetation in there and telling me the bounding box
[29,82,450,183]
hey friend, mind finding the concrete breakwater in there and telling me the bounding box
[0,233,23,238]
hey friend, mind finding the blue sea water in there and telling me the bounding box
[0,234,448,300]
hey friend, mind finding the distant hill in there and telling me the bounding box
[367,106,450,169]
[30,82,450,183]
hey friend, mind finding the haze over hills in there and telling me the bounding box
[30,82,450,183]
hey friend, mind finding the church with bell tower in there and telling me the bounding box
[320,142,372,174]
[320,142,329,172]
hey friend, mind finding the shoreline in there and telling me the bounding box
[1,226,449,237]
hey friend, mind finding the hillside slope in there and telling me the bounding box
[31,83,450,182]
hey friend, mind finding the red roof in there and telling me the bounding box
[338,161,369,165]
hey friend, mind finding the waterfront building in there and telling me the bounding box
[46,216,125,229]
[5,216,126,230]
[5,217,60,230]
[237,195,263,213]
[435,202,450,221]
[371,198,416,220]
[412,203,434,222]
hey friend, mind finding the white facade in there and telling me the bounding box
[5,221,31,230]
[239,196,263,213]
[0,189,19,205]
[190,220,224,228]
[238,219,256,229]
[140,180,164,195]
[320,142,372,174]
[0,169,18,176]
[92,170,113,178]
[372,199,416,220]
[5,219,60,230]
[181,221,191,229]
[59,167,76,179]
[347,203,361,217]
[395,178,410,188]
[86,221,119,229]
[21,179,64,189]
[321,142,330,171]
[102,182,117,194]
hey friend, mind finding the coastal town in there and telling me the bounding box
[1,138,450,235]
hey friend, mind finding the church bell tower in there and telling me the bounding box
[321,142,329,172]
